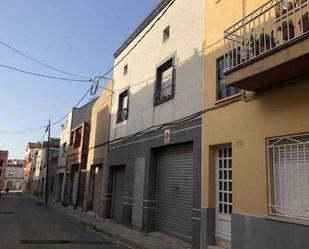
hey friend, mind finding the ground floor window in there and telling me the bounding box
[267,133,309,220]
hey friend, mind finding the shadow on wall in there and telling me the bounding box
[92,105,110,164]
[112,48,203,139]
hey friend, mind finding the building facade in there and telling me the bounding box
[83,81,113,216]
[5,159,25,191]
[63,99,96,209]
[202,0,309,248]
[28,139,59,199]
[0,150,8,191]
[24,142,42,192]
[106,0,204,248]
[55,112,72,203]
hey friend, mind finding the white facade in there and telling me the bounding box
[110,0,204,140]
[58,112,72,170]
[5,160,25,191]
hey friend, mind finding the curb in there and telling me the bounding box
[24,194,188,249]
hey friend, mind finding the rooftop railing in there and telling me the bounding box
[224,0,309,72]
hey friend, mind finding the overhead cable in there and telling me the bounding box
[0,63,93,83]
[0,39,90,80]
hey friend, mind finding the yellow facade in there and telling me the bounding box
[203,0,309,222]
[84,81,113,214]
[87,81,113,167]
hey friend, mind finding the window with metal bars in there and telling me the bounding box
[117,89,129,123]
[154,57,175,106]
[267,133,309,220]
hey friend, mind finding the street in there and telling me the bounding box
[0,194,131,249]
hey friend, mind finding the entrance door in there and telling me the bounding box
[72,168,79,207]
[88,166,96,211]
[112,166,125,223]
[56,173,64,202]
[216,146,233,241]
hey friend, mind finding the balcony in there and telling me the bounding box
[224,0,309,92]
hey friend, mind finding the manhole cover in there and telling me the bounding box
[20,240,113,245]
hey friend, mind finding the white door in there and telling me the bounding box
[216,146,233,241]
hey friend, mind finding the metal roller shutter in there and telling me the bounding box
[156,144,194,240]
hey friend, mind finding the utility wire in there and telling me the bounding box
[0,86,93,135]
[39,128,48,144]
[51,86,93,126]
[0,63,93,83]
[0,0,178,135]
[0,125,47,135]
[0,39,91,80]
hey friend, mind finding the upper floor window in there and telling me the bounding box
[163,26,170,43]
[217,56,240,100]
[8,172,14,177]
[62,142,67,157]
[123,64,128,76]
[70,131,74,146]
[117,89,129,123]
[154,58,175,106]
[74,127,82,149]
[0,160,3,166]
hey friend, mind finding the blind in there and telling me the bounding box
[268,134,309,219]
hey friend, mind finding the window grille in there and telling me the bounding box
[267,133,309,220]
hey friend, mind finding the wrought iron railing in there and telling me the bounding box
[224,0,309,72]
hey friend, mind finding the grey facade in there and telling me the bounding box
[232,213,309,249]
[105,117,202,249]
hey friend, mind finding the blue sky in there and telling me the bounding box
[0,0,161,158]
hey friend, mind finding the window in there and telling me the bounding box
[0,160,3,166]
[123,64,128,76]
[74,127,82,149]
[117,90,129,123]
[267,133,309,220]
[62,142,67,157]
[163,26,170,43]
[70,131,74,146]
[154,58,175,105]
[0,169,2,176]
[217,56,240,100]
[8,172,14,177]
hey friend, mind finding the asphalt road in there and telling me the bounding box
[0,194,131,249]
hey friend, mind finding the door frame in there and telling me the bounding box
[215,145,232,242]
[110,165,126,221]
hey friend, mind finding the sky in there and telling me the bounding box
[0,0,161,159]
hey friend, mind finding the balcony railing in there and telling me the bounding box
[224,0,309,72]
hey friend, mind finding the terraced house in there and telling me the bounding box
[63,99,96,209]
[105,0,204,248]
[202,0,309,248]
[83,81,113,216]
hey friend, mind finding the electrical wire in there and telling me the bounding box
[51,86,93,126]
[0,86,93,135]
[0,63,93,83]
[0,39,91,80]
[0,125,47,135]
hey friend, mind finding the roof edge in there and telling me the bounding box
[113,0,173,59]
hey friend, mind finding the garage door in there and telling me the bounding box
[156,144,194,240]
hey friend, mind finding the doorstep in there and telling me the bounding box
[47,201,191,249]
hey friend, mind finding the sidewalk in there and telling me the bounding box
[26,194,191,249]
